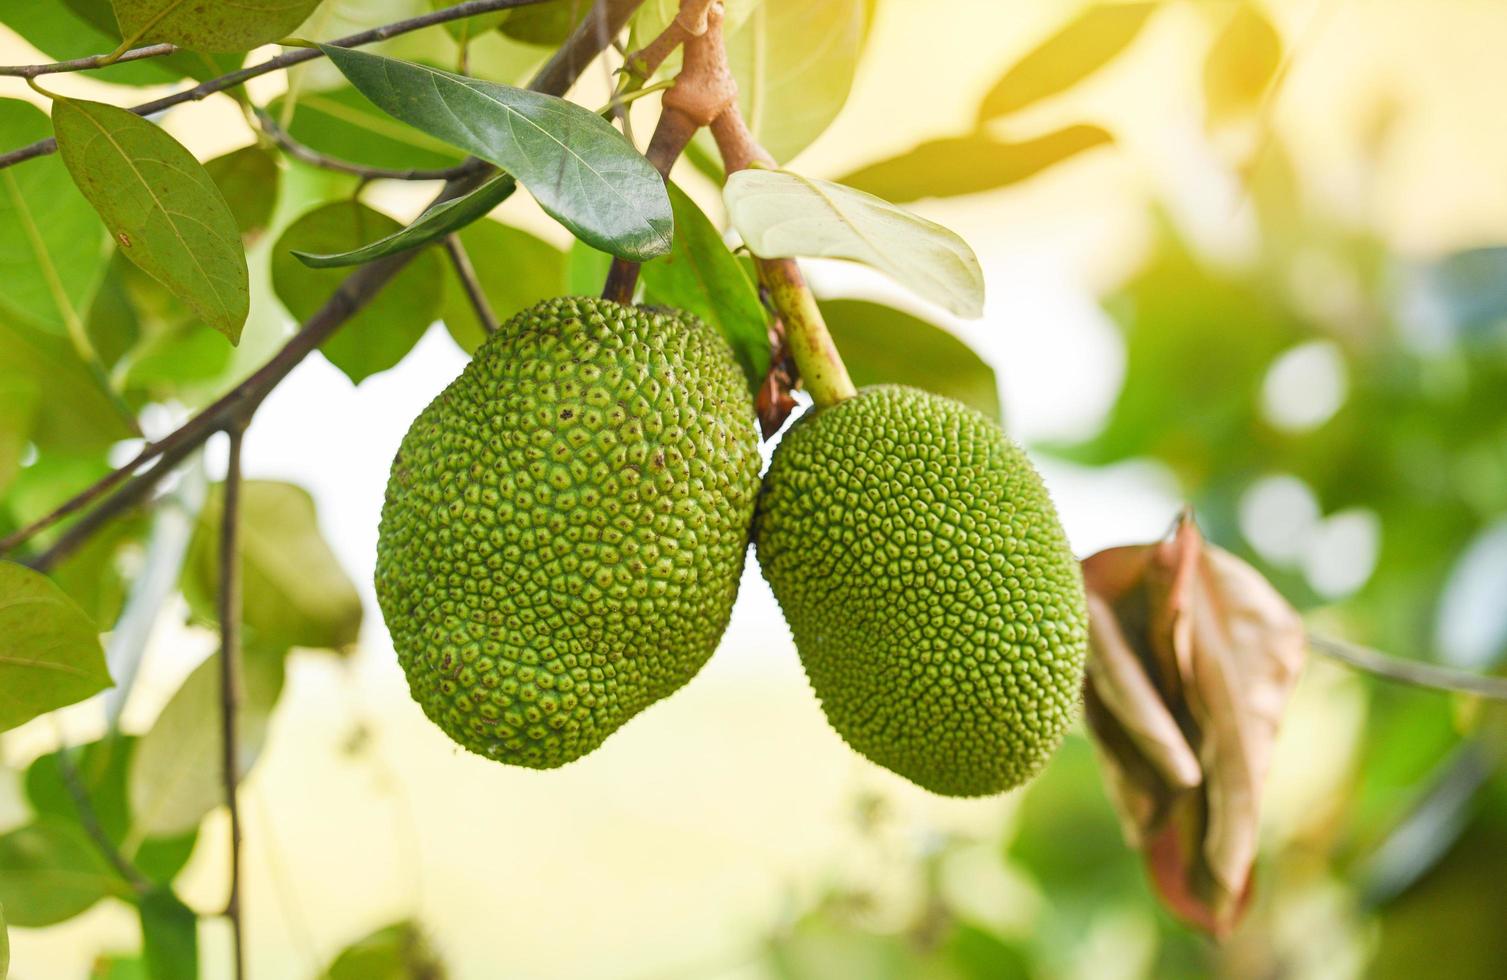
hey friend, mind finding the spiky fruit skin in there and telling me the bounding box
[376,297,760,769]
[755,385,1088,797]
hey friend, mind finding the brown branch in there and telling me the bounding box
[7,1,642,568]
[253,109,487,182]
[1309,633,1507,701]
[0,43,180,79]
[601,106,700,303]
[0,0,556,171]
[217,423,248,980]
[443,234,501,335]
[55,751,151,894]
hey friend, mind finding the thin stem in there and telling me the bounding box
[55,751,151,894]
[218,424,248,980]
[253,108,487,182]
[1309,633,1507,701]
[3,2,640,567]
[754,256,855,407]
[601,105,700,303]
[0,43,179,79]
[0,0,556,171]
[443,234,501,335]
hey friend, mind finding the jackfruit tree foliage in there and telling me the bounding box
[757,386,1089,797]
[376,298,761,768]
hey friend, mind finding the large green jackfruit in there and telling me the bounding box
[376,297,760,768]
[755,385,1088,797]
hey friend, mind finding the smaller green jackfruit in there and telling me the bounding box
[755,385,1088,797]
[376,297,761,769]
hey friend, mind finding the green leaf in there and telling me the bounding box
[318,45,673,260]
[0,319,136,454]
[182,481,363,651]
[642,183,770,387]
[271,201,444,384]
[1203,1,1282,124]
[499,0,591,45]
[0,100,111,339]
[820,299,1001,422]
[128,650,285,838]
[203,146,280,242]
[723,0,869,163]
[267,87,469,173]
[24,736,200,887]
[0,378,40,497]
[139,888,198,980]
[53,98,249,344]
[0,818,130,927]
[322,921,445,980]
[724,170,985,318]
[0,561,112,734]
[836,126,1113,204]
[293,172,517,269]
[978,2,1158,122]
[1,899,8,980]
[110,0,324,51]
[441,219,566,354]
[564,240,613,296]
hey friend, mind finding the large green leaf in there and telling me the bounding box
[837,126,1113,204]
[0,100,110,339]
[0,378,40,497]
[266,87,469,173]
[499,0,590,44]
[182,480,363,651]
[0,319,136,454]
[319,45,673,260]
[820,299,1000,423]
[0,817,130,927]
[722,0,868,163]
[271,201,444,384]
[322,921,445,980]
[110,0,324,51]
[203,145,281,242]
[440,219,565,354]
[128,650,285,837]
[1203,1,1282,124]
[642,183,770,387]
[139,888,198,980]
[53,98,249,344]
[0,561,112,734]
[724,169,985,318]
[978,2,1158,122]
[292,172,517,269]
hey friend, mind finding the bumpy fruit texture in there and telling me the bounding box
[756,385,1088,797]
[376,297,760,768]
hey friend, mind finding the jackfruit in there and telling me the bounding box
[755,385,1087,797]
[376,297,760,768]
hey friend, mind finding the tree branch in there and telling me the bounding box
[1309,633,1507,701]
[0,43,180,79]
[0,0,556,171]
[4,0,643,567]
[217,423,248,980]
[443,234,501,335]
[55,751,152,895]
[252,108,487,182]
[601,106,699,303]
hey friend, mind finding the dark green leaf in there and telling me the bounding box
[293,173,517,269]
[837,126,1113,204]
[319,45,673,260]
[1203,2,1282,124]
[203,146,280,241]
[53,98,249,344]
[978,2,1158,122]
[182,481,363,651]
[0,99,111,338]
[642,183,769,387]
[266,87,469,173]
[565,240,613,296]
[0,817,129,927]
[0,319,136,454]
[271,201,444,384]
[0,561,112,733]
[820,299,1001,422]
[128,649,285,837]
[110,0,323,51]
[322,921,445,980]
[139,888,198,980]
[441,218,566,354]
[499,0,591,45]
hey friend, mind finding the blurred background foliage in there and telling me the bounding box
[1,0,1506,977]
